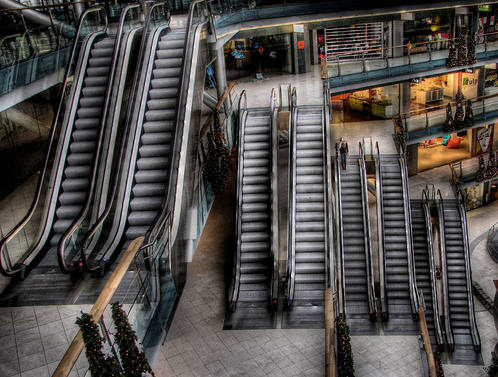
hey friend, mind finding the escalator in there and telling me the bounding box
[285,103,333,328]
[411,194,444,348]
[0,8,132,285]
[375,145,418,334]
[335,145,376,334]
[437,191,481,365]
[81,0,209,274]
[226,92,278,329]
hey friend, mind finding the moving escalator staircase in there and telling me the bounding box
[227,107,276,329]
[377,154,418,334]
[439,197,481,364]
[336,153,376,334]
[286,105,329,328]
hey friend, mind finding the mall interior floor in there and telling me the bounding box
[0,64,496,377]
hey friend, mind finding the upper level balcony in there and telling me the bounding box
[326,34,498,95]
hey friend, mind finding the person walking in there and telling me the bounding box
[339,139,348,170]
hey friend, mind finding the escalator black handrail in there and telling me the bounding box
[286,105,298,305]
[456,189,481,352]
[144,0,213,254]
[334,142,346,316]
[290,86,297,111]
[399,154,419,318]
[421,188,445,349]
[320,105,329,293]
[323,85,335,296]
[374,141,387,319]
[58,2,144,273]
[238,89,247,120]
[359,141,376,320]
[436,188,454,351]
[229,104,248,308]
[80,1,171,273]
[0,6,108,277]
[270,87,279,305]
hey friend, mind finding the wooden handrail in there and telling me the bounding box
[325,288,336,377]
[200,81,236,139]
[418,303,436,377]
[52,236,145,377]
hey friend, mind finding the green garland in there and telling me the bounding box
[111,303,155,377]
[434,349,445,377]
[336,317,355,377]
[76,313,123,377]
[203,113,231,195]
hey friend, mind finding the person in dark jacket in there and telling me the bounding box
[339,140,348,170]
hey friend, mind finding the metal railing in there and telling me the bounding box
[326,30,498,79]
[399,152,419,319]
[286,94,298,306]
[421,187,445,349]
[229,90,248,310]
[0,6,108,277]
[395,92,498,140]
[58,2,144,273]
[374,141,387,320]
[435,188,453,351]
[456,189,481,352]
[359,141,376,320]
[270,87,279,306]
[80,1,171,273]
[334,142,345,316]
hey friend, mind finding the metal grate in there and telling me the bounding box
[325,23,384,63]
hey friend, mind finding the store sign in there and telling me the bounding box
[478,5,491,12]
[477,127,491,152]
[293,24,304,33]
[297,41,305,50]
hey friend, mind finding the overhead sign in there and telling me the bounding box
[293,24,304,33]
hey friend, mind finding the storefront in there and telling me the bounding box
[403,13,450,51]
[224,35,291,80]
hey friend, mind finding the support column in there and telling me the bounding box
[392,20,405,58]
[311,28,319,65]
[399,81,411,115]
[73,0,85,20]
[477,67,486,98]
[406,144,418,176]
[291,24,311,74]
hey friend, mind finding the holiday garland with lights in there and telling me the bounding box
[454,91,465,129]
[476,155,486,182]
[76,313,123,377]
[444,102,454,132]
[434,349,445,377]
[446,41,457,68]
[485,150,498,179]
[467,32,477,65]
[111,303,155,377]
[464,99,474,128]
[203,113,231,195]
[457,27,468,66]
[336,317,355,377]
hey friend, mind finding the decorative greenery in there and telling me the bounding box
[111,303,155,377]
[444,102,454,132]
[467,32,477,65]
[464,99,474,128]
[454,91,465,129]
[484,355,498,377]
[485,150,498,180]
[203,113,232,195]
[446,41,458,68]
[336,317,355,377]
[434,349,445,377]
[476,155,486,182]
[76,313,123,377]
[457,26,468,66]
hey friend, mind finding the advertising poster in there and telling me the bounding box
[476,125,494,154]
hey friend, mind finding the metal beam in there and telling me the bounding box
[0,0,75,39]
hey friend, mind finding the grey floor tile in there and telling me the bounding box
[0,335,16,348]
[0,312,12,325]
[14,327,40,343]
[13,319,38,333]
[20,366,48,377]
[11,308,35,323]
[19,351,46,372]
[44,343,69,364]
[17,339,44,358]
[41,332,67,350]
[35,308,61,326]
[0,359,20,377]
[0,323,14,337]
[38,321,64,337]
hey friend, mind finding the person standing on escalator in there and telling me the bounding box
[339,139,349,170]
